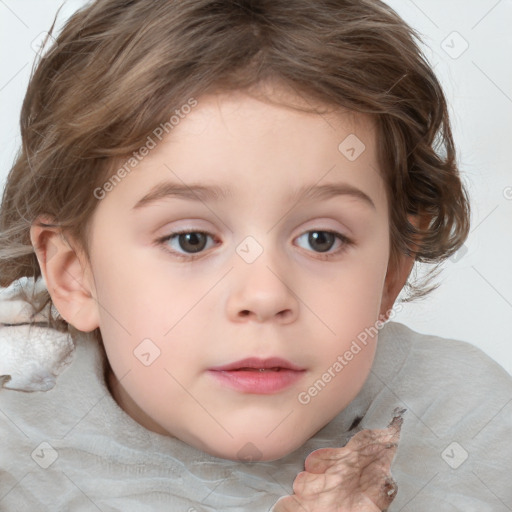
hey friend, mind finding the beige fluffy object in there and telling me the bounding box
[0,277,74,392]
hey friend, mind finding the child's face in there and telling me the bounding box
[72,86,404,461]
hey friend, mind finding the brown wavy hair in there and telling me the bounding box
[0,0,470,344]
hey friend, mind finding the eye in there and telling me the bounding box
[295,230,352,259]
[155,229,353,261]
[156,230,217,259]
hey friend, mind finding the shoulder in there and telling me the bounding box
[375,321,512,437]
[377,321,512,392]
[371,322,512,510]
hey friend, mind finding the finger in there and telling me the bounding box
[293,470,344,499]
[305,435,397,475]
[304,446,353,474]
[271,494,308,512]
[305,412,404,474]
[358,459,399,509]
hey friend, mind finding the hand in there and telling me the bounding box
[272,409,405,512]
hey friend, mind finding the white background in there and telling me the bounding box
[1,1,511,375]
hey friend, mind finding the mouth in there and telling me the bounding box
[208,357,306,394]
[231,367,285,372]
[209,357,305,372]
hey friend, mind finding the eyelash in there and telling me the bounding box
[155,229,354,261]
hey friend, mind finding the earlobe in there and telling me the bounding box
[29,216,100,332]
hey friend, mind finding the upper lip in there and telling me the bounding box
[209,357,305,372]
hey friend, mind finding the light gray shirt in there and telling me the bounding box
[1,321,511,511]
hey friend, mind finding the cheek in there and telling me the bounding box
[312,242,389,332]
[89,245,207,378]
[89,233,169,328]
[302,235,389,376]
[296,261,385,416]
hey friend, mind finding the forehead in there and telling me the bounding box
[94,84,387,219]
[172,84,377,148]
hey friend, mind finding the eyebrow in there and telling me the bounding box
[131,180,376,210]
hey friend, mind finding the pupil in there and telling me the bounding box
[179,233,207,253]
[309,231,334,253]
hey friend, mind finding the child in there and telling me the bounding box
[0,0,511,510]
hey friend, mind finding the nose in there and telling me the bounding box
[226,252,299,324]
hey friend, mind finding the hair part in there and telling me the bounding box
[0,0,470,344]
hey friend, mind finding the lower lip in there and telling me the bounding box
[208,369,305,394]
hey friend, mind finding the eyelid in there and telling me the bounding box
[294,230,353,260]
[155,226,354,261]
[155,229,219,260]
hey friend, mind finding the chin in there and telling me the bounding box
[175,409,325,462]
[196,434,306,462]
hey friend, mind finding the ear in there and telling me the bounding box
[29,216,100,332]
[379,213,430,321]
